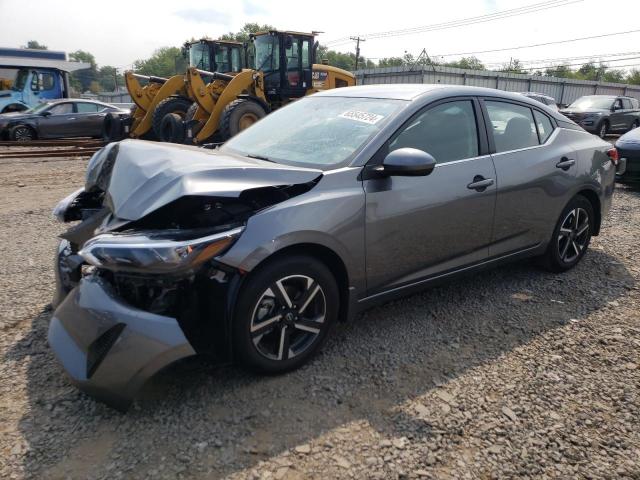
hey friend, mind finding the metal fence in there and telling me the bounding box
[354,65,640,105]
[97,91,132,104]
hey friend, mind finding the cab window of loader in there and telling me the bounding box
[285,38,301,71]
[301,40,311,69]
[215,46,231,73]
[189,43,210,70]
[231,48,241,71]
[254,35,279,72]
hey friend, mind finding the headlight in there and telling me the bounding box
[79,227,243,273]
[585,112,603,117]
[52,188,84,222]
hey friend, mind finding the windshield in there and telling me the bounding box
[11,69,29,91]
[24,102,51,113]
[189,43,210,70]
[569,96,615,110]
[253,35,279,72]
[221,96,405,169]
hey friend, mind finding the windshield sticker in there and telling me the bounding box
[339,110,384,125]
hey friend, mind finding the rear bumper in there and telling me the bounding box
[615,148,640,182]
[48,275,196,411]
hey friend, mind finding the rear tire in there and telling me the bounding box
[233,255,338,374]
[159,113,186,144]
[10,124,36,141]
[630,120,640,131]
[540,195,594,273]
[152,96,192,139]
[218,99,266,141]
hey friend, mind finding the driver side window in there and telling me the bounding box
[389,100,480,164]
[48,103,73,115]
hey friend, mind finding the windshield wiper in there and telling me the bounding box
[246,153,275,163]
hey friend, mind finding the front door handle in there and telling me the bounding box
[68,117,76,121]
[556,157,575,170]
[467,175,494,191]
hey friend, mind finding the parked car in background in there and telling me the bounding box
[49,85,616,410]
[518,92,558,111]
[561,95,640,138]
[615,125,640,183]
[0,99,128,140]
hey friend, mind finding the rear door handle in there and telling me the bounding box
[68,117,76,121]
[467,176,494,191]
[556,157,575,170]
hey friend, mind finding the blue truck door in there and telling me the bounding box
[30,69,63,101]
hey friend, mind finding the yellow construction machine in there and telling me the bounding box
[103,39,245,141]
[158,30,356,145]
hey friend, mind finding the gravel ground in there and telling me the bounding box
[0,152,639,479]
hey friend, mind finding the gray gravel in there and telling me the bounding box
[0,153,639,479]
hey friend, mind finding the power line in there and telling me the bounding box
[434,28,640,58]
[326,0,581,46]
[350,36,366,71]
[483,51,640,67]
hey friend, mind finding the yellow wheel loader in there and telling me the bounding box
[158,30,356,145]
[103,39,244,141]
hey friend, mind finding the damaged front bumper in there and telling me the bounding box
[48,273,197,411]
[49,238,239,411]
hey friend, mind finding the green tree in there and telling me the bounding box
[219,23,275,42]
[23,40,48,50]
[627,69,640,85]
[444,56,485,70]
[97,66,122,92]
[133,47,187,78]
[500,58,524,73]
[377,57,405,67]
[69,50,98,92]
[602,69,625,83]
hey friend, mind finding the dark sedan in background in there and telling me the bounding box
[561,95,640,138]
[0,99,129,140]
[615,126,640,183]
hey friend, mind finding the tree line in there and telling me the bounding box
[21,26,640,93]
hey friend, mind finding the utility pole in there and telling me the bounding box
[350,36,365,71]
[113,68,118,93]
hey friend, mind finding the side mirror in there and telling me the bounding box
[40,110,51,117]
[382,148,437,176]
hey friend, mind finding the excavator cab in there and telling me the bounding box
[185,39,245,73]
[250,31,316,104]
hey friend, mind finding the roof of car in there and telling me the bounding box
[43,98,125,109]
[315,84,567,119]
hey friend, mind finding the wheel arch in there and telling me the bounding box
[240,242,352,323]
[576,188,601,235]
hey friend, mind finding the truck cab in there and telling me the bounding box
[185,40,245,73]
[0,67,65,112]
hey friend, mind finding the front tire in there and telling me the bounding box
[233,255,338,373]
[540,195,594,272]
[218,99,266,141]
[10,124,36,141]
[152,96,192,140]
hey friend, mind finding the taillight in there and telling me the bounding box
[607,147,619,166]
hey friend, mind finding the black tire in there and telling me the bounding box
[630,120,640,131]
[151,96,192,139]
[597,120,609,139]
[10,124,36,141]
[159,113,186,143]
[102,113,124,142]
[233,255,339,374]
[540,195,594,273]
[218,99,266,141]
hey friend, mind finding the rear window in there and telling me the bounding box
[76,103,99,113]
[534,110,554,143]
[486,101,538,153]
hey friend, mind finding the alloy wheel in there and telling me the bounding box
[599,122,607,138]
[557,207,589,263]
[13,126,34,141]
[250,275,326,361]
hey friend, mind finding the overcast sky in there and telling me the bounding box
[1,0,639,72]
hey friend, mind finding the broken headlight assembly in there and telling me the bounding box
[79,226,243,273]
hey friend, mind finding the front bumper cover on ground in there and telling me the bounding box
[48,274,197,411]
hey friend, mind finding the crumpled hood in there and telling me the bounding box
[105,139,323,221]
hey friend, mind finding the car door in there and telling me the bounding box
[363,98,497,295]
[483,99,577,257]
[37,102,74,138]
[73,102,105,136]
[621,98,634,130]
[610,98,626,131]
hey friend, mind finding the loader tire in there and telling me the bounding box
[218,99,266,141]
[102,113,124,142]
[160,113,186,144]
[185,102,199,122]
[152,96,192,139]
